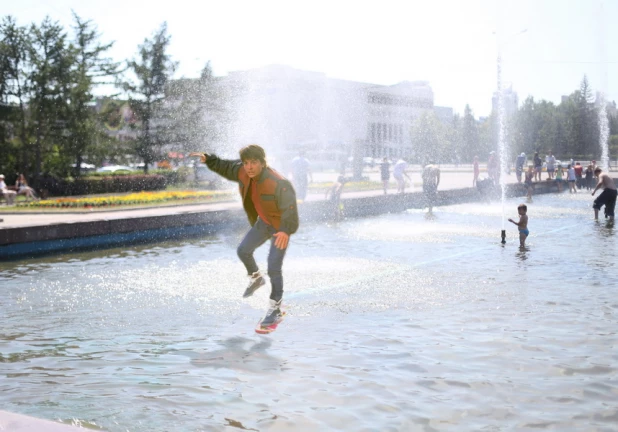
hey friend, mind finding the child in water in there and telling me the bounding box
[508,203,529,248]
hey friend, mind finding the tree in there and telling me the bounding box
[577,75,599,157]
[0,16,31,176]
[27,16,74,182]
[410,111,445,164]
[120,22,177,173]
[65,12,120,177]
[162,62,228,158]
[460,104,480,161]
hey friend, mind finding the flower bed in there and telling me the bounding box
[18,190,236,209]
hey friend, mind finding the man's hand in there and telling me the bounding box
[189,152,207,163]
[273,232,289,250]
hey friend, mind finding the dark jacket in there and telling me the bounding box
[206,154,299,234]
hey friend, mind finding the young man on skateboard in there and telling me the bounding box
[190,145,299,328]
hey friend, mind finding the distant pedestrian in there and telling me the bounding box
[15,174,38,202]
[555,164,564,192]
[546,151,556,179]
[0,174,16,205]
[473,156,480,187]
[533,152,542,181]
[591,160,598,185]
[574,162,583,189]
[566,164,577,193]
[422,162,440,213]
[515,152,526,183]
[488,151,499,182]
[393,159,411,193]
[380,157,390,194]
[325,175,346,221]
[591,168,617,221]
[291,150,313,202]
[584,164,594,190]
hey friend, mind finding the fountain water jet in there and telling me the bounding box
[598,95,610,172]
[496,51,507,243]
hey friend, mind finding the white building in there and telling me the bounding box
[217,65,436,168]
[492,84,518,118]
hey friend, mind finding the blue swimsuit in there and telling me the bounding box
[519,228,529,236]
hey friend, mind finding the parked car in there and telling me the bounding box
[96,165,136,174]
[194,165,225,189]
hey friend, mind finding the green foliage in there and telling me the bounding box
[410,111,448,164]
[120,22,177,173]
[510,76,614,162]
[460,105,480,161]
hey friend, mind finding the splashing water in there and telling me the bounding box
[496,53,507,232]
[598,93,610,172]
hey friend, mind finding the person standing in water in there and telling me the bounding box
[591,167,617,221]
[189,145,299,327]
[422,162,440,213]
[508,203,529,248]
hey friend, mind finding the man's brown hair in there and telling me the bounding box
[239,144,267,166]
[518,203,527,212]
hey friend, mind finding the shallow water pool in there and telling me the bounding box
[1,192,617,431]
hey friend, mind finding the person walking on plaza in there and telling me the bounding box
[545,151,556,180]
[533,152,542,181]
[515,152,526,183]
[591,167,617,221]
[0,175,16,205]
[290,150,312,202]
[422,162,440,213]
[189,145,299,328]
[393,158,411,194]
[380,157,390,194]
[473,155,480,187]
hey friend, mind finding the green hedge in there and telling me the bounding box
[41,174,167,196]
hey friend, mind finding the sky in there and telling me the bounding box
[4,0,617,117]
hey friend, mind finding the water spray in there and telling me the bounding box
[496,50,507,244]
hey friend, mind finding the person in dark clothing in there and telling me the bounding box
[189,145,299,327]
[592,167,617,221]
[380,157,390,194]
[533,152,542,181]
[584,164,594,190]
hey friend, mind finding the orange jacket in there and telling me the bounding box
[206,155,299,234]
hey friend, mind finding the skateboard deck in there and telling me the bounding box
[255,311,287,334]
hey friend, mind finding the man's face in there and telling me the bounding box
[243,159,265,178]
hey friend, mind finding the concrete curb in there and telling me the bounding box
[0,410,84,431]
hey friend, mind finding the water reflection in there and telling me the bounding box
[180,336,281,373]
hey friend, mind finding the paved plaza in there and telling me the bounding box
[0,168,525,230]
